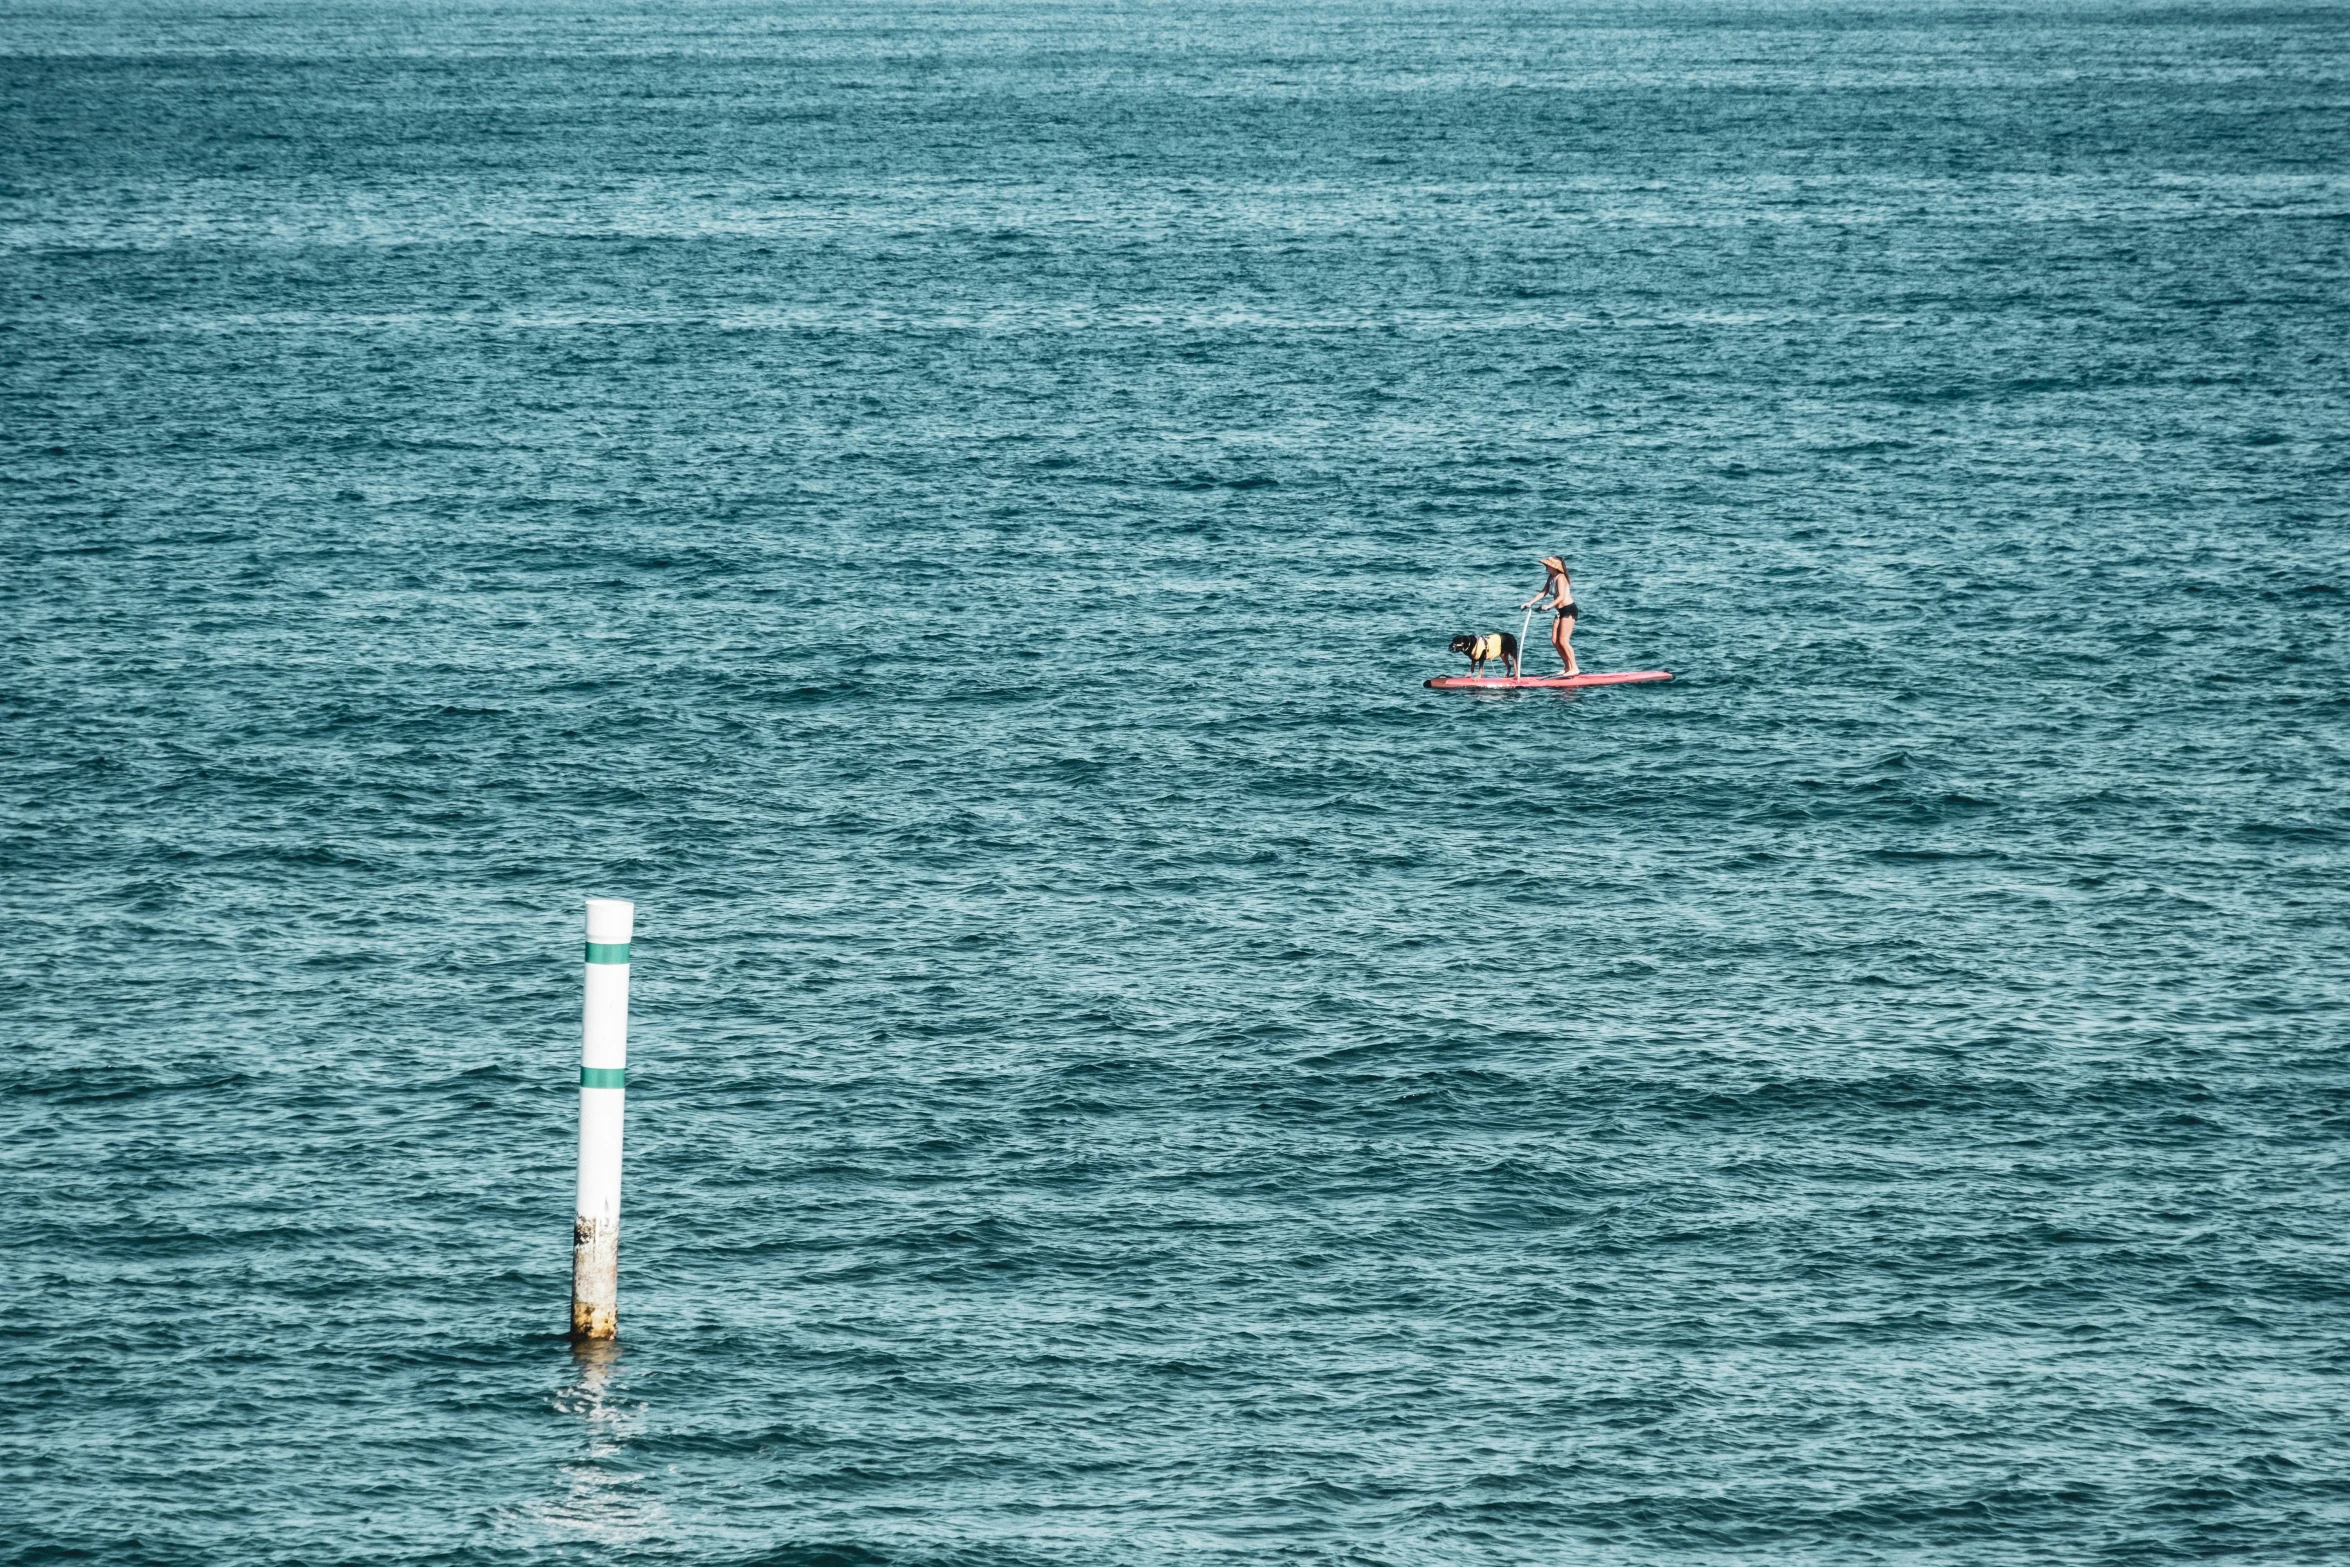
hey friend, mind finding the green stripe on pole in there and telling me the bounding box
[585,941,631,965]
[580,1066,626,1089]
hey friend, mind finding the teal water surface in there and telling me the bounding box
[6,1,2350,1562]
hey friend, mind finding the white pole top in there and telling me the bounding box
[586,899,635,944]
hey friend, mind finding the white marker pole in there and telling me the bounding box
[572,898,633,1339]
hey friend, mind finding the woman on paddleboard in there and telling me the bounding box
[1521,555,1580,676]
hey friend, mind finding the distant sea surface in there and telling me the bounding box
[6,1,2348,1561]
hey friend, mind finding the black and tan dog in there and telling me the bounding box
[1448,631,1520,678]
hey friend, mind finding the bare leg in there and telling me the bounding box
[1555,614,1580,676]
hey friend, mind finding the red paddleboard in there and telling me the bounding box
[1425,670,1672,691]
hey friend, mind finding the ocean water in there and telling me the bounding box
[6,0,2350,1561]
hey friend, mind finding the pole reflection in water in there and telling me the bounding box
[543,1339,668,1545]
